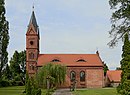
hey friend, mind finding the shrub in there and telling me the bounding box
[0,80,10,87]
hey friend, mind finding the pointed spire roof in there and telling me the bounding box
[28,9,38,32]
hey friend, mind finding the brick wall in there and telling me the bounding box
[60,66,104,88]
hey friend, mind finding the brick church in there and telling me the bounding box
[26,10,104,88]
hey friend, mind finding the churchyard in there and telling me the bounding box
[0,86,119,95]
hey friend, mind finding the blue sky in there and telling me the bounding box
[5,0,122,69]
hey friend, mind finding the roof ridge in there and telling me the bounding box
[39,53,97,55]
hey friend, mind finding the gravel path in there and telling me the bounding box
[53,89,73,95]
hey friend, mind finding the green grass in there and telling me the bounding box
[0,86,48,95]
[0,86,25,95]
[73,88,120,95]
[0,86,120,95]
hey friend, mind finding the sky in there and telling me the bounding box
[5,0,122,70]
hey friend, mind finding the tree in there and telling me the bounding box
[108,0,130,47]
[10,51,21,77]
[25,73,41,95]
[19,50,26,84]
[117,33,130,95]
[3,64,11,80]
[9,50,26,85]
[0,0,9,79]
[104,63,109,76]
[116,67,121,70]
[25,73,32,95]
[37,63,66,89]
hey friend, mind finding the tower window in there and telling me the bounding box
[29,52,34,59]
[30,41,34,45]
[29,64,35,71]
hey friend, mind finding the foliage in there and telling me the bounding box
[108,0,130,47]
[116,67,121,70]
[9,50,26,85]
[37,63,66,89]
[0,50,26,87]
[2,64,11,80]
[25,73,41,95]
[0,79,10,87]
[10,51,21,77]
[104,63,109,76]
[19,50,26,84]
[25,73,32,95]
[117,33,130,95]
[0,0,9,79]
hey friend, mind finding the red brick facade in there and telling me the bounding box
[26,11,104,88]
[63,67,104,88]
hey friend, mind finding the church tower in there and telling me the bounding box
[26,9,40,76]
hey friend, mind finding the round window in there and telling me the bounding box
[30,41,34,45]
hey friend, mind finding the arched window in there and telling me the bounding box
[80,71,85,82]
[76,59,86,62]
[29,64,35,71]
[70,71,76,82]
[29,52,34,59]
[51,59,61,62]
[31,65,35,70]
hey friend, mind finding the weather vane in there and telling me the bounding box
[32,3,34,11]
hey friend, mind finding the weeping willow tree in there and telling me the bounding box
[37,63,66,89]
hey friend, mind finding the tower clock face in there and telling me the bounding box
[30,41,34,45]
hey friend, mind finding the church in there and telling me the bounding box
[26,10,104,88]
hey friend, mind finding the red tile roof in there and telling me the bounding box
[106,70,122,82]
[37,54,103,67]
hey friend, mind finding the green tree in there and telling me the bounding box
[117,33,130,95]
[25,73,41,95]
[0,0,9,79]
[10,51,21,77]
[116,67,121,70]
[3,64,11,80]
[9,50,26,85]
[104,63,109,76]
[19,50,26,84]
[25,73,32,95]
[37,63,66,89]
[108,0,130,47]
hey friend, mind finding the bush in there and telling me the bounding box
[35,89,41,95]
[0,80,10,87]
[14,75,21,81]
[9,80,16,86]
[8,79,24,86]
[15,81,24,86]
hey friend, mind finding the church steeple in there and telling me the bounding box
[27,6,40,39]
[28,9,38,32]
[26,7,40,76]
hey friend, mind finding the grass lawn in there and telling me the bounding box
[73,88,120,95]
[0,86,48,95]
